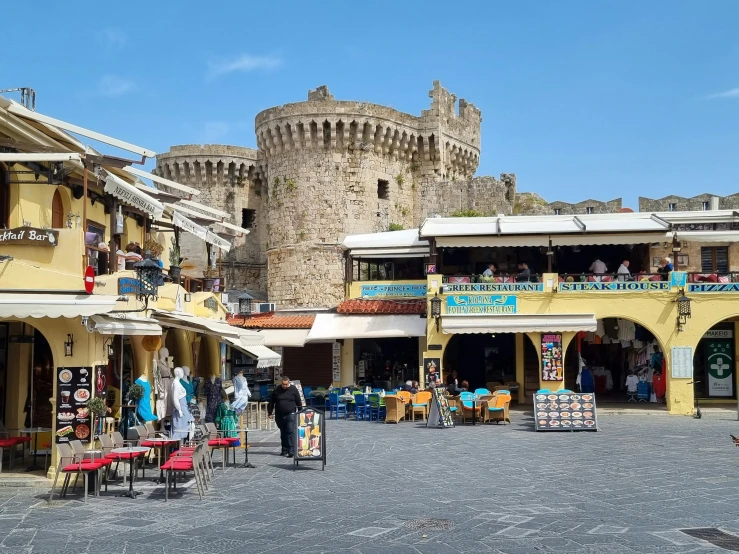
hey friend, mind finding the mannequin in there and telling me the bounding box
[204,376,222,423]
[171,367,193,440]
[231,369,251,413]
[135,374,157,422]
[215,389,237,438]
[155,347,173,419]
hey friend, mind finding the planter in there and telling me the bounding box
[203,278,215,292]
[169,265,181,283]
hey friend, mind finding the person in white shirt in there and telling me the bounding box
[589,258,608,281]
[617,260,631,282]
[482,263,496,277]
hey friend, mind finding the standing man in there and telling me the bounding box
[617,260,631,282]
[268,376,302,458]
[589,257,608,281]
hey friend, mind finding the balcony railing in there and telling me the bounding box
[442,274,541,284]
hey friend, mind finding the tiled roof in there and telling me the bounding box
[337,299,426,315]
[226,313,315,329]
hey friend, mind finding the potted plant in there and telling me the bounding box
[142,238,164,259]
[128,382,144,404]
[169,245,184,283]
[203,266,219,292]
[87,396,107,438]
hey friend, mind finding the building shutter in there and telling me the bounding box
[281,343,333,386]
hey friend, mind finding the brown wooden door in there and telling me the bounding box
[51,189,63,228]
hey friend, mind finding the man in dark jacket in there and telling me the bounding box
[268,376,303,457]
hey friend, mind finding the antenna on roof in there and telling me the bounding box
[0,87,35,110]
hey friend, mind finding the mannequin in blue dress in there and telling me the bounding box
[135,374,157,422]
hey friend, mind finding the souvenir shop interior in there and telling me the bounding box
[564,319,666,403]
[355,337,419,389]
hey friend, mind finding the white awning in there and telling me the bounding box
[441,314,597,334]
[155,310,246,337]
[178,199,231,219]
[674,231,739,243]
[253,328,309,347]
[89,315,162,336]
[122,166,200,196]
[104,173,165,220]
[170,211,232,252]
[306,314,426,341]
[223,337,282,368]
[343,229,429,258]
[0,152,82,162]
[210,221,250,236]
[0,293,118,319]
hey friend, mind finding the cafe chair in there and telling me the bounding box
[410,391,432,422]
[353,394,369,421]
[161,442,207,501]
[384,396,405,424]
[484,393,511,424]
[367,394,386,421]
[474,388,490,396]
[204,422,235,469]
[328,392,348,420]
[459,391,482,424]
[536,389,551,394]
[49,443,106,503]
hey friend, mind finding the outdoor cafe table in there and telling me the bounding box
[112,446,150,499]
[142,437,180,484]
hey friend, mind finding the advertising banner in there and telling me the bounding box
[56,367,93,443]
[706,339,734,397]
[294,407,326,470]
[533,392,598,431]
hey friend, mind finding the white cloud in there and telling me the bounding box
[203,121,230,142]
[96,28,127,51]
[706,87,739,100]
[206,54,282,80]
[95,75,137,97]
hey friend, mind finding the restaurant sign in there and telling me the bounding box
[0,226,58,247]
[444,283,543,293]
[689,284,739,293]
[559,282,669,292]
[118,277,142,295]
[361,283,427,298]
[446,295,517,315]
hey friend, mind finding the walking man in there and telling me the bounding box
[267,376,303,457]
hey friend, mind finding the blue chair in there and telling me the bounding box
[367,394,386,421]
[372,388,383,393]
[474,388,490,396]
[459,391,482,424]
[328,393,347,420]
[537,389,550,394]
[495,389,510,395]
[354,394,369,421]
[558,389,573,394]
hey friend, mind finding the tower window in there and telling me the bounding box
[702,201,710,211]
[586,206,594,214]
[377,179,389,200]
[241,208,256,229]
[668,203,677,212]
[553,208,561,215]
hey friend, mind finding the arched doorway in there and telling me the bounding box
[564,317,664,404]
[443,333,516,390]
[51,189,64,228]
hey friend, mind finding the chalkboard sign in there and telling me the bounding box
[56,367,93,443]
[290,380,306,407]
[426,388,455,428]
[294,407,326,470]
[533,392,598,432]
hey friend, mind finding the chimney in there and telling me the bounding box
[710,196,720,211]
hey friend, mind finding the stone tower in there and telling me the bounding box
[156,82,503,309]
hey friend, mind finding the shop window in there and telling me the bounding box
[241,208,256,229]
[701,247,729,273]
[668,203,677,212]
[377,179,389,200]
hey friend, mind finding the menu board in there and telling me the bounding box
[426,388,455,428]
[541,334,563,381]
[294,407,325,470]
[290,380,306,407]
[533,392,598,431]
[55,366,93,444]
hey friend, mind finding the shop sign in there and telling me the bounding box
[0,226,58,247]
[118,277,142,295]
[445,283,543,293]
[294,407,325,469]
[541,334,563,381]
[706,339,734,397]
[559,282,669,292]
[670,271,688,288]
[445,295,517,315]
[360,284,427,298]
[704,329,734,339]
[55,367,93,444]
[533,391,598,431]
[332,342,341,382]
[423,357,441,387]
[9,335,34,344]
[688,283,739,293]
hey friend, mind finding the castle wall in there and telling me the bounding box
[546,198,622,215]
[639,193,739,212]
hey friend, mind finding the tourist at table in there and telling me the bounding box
[401,380,419,394]
[658,257,673,279]
[482,263,496,277]
[268,376,303,458]
[516,262,531,282]
[617,260,631,281]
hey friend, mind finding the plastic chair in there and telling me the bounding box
[367,394,386,421]
[474,388,490,396]
[493,389,510,395]
[354,394,369,421]
[328,392,348,420]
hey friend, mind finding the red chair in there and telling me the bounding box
[49,444,105,502]
[0,437,21,473]
[161,443,207,501]
[204,423,233,469]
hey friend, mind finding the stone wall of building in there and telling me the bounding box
[546,198,622,215]
[639,194,739,212]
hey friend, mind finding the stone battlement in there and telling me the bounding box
[155,144,262,188]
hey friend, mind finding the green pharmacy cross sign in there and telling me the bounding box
[706,340,734,397]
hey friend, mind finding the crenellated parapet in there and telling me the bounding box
[154,144,262,188]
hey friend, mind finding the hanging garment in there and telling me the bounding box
[635,325,651,342]
[159,363,174,418]
[637,380,650,401]
[135,377,157,422]
[231,374,252,412]
[617,319,636,342]
[653,372,666,399]
[596,320,606,338]
[580,368,595,393]
[181,378,195,404]
[604,319,619,340]
[204,378,222,423]
[625,374,639,393]
[215,402,237,438]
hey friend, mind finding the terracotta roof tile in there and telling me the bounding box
[226,313,315,329]
[337,299,426,315]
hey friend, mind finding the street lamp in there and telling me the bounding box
[133,251,163,307]
[676,289,691,331]
[238,293,253,320]
[430,293,442,332]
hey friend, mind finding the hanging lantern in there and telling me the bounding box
[64,334,74,357]
[430,293,442,332]
[238,293,253,318]
[676,290,691,330]
[133,251,162,304]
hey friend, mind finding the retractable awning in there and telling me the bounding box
[253,328,309,347]
[170,211,231,252]
[223,337,282,368]
[104,173,164,220]
[441,314,596,334]
[0,293,118,319]
[305,314,426,342]
[89,315,162,336]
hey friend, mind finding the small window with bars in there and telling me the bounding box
[701,246,729,273]
[241,209,256,229]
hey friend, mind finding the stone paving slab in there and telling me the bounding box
[0,414,737,552]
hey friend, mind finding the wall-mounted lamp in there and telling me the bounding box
[64,334,74,357]
[672,236,682,253]
[676,289,692,332]
[184,293,192,302]
[105,339,115,358]
[429,293,442,332]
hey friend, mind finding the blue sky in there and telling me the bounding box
[2,0,738,208]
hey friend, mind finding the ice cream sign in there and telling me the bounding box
[0,227,58,247]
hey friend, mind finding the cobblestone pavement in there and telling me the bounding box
[1,413,739,553]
